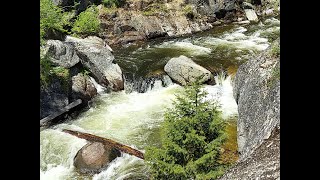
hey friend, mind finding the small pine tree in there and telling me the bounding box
[146,81,227,180]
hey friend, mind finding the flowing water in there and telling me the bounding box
[40,17,279,180]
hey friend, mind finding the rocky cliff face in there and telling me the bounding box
[40,36,123,120]
[97,0,245,45]
[219,40,280,179]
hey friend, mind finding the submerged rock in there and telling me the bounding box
[74,142,121,174]
[164,55,213,85]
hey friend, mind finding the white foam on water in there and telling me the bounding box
[89,76,106,94]
[155,41,212,55]
[40,76,238,179]
[198,27,270,51]
[40,129,87,180]
[264,17,280,26]
[203,74,238,119]
[93,154,148,180]
[56,84,181,144]
[40,165,72,180]
[40,18,281,179]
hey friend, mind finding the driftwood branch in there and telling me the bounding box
[63,129,144,159]
[40,99,82,127]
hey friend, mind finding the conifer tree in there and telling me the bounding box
[146,80,227,180]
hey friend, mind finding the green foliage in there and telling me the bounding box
[40,0,68,44]
[146,81,227,179]
[72,5,100,37]
[40,49,70,90]
[40,51,53,87]
[81,69,90,77]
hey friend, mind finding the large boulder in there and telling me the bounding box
[233,49,280,159]
[66,36,124,91]
[45,40,80,68]
[219,41,280,179]
[130,14,167,39]
[71,73,97,102]
[40,75,70,119]
[186,0,237,17]
[74,142,121,174]
[164,55,213,85]
[219,128,280,179]
[244,9,259,22]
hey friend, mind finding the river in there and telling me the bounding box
[40,17,279,180]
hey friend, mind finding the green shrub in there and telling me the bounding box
[40,49,70,90]
[146,81,227,179]
[40,51,53,87]
[40,0,67,44]
[72,5,100,37]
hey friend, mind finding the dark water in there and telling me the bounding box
[112,17,279,79]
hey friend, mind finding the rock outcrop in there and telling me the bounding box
[219,40,280,179]
[244,9,258,22]
[74,142,121,174]
[45,40,80,68]
[164,55,213,85]
[66,36,124,91]
[41,35,123,120]
[107,11,213,44]
[233,47,280,159]
[98,1,243,45]
[40,75,70,119]
[71,73,98,102]
[219,127,280,179]
[187,0,238,17]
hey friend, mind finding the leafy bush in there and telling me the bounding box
[40,50,53,87]
[40,0,67,44]
[71,5,100,37]
[40,49,70,89]
[146,81,227,179]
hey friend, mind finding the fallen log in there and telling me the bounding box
[40,99,83,127]
[63,129,144,159]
